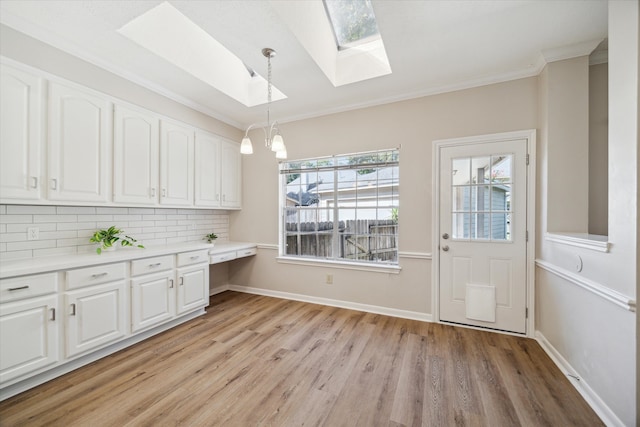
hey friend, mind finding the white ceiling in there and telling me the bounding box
[0,0,607,130]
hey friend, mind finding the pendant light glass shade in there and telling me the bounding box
[271,134,285,152]
[275,147,287,159]
[240,137,253,154]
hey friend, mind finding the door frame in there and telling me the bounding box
[432,129,536,337]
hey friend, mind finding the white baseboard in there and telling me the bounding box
[535,331,624,427]
[226,284,433,323]
[209,285,230,296]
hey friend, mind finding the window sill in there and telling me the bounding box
[545,232,610,253]
[276,256,402,274]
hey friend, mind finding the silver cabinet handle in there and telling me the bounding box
[50,307,56,321]
[149,262,162,267]
[150,188,156,197]
[8,285,29,291]
[91,272,108,279]
[216,194,220,201]
[190,256,199,260]
[179,277,184,286]
[222,194,226,202]
[162,188,167,197]
[169,279,174,289]
[51,178,57,190]
[31,176,38,189]
[70,303,76,316]
[442,245,450,252]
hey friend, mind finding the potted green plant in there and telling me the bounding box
[90,226,144,254]
[204,232,218,245]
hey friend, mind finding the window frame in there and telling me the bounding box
[278,149,400,271]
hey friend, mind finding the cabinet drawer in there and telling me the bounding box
[131,255,174,276]
[66,263,126,290]
[210,251,237,264]
[0,273,58,303]
[236,247,257,258]
[177,250,209,267]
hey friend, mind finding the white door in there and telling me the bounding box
[0,295,58,384]
[220,140,241,208]
[49,82,109,203]
[194,131,221,207]
[131,271,175,333]
[113,105,159,204]
[438,138,528,334]
[176,264,208,315]
[160,120,194,206]
[0,64,43,201]
[65,281,127,358]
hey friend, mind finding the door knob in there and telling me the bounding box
[442,233,449,239]
[442,245,449,252]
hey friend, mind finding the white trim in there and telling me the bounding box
[256,243,278,250]
[541,39,604,64]
[398,251,432,260]
[276,256,401,274]
[545,232,610,253]
[432,129,537,337]
[209,285,230,296]
[228,284,432,323]
[0,308,205,401]
[535,331,625,427]
[535,259,636,312]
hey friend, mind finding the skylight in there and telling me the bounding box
[118,1,285,107]
[323,0,381,50]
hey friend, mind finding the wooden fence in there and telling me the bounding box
[285,219,397,262]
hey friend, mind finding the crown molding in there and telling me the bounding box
[541,39,604,64]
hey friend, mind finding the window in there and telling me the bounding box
[451,154,513,241]
[280,149,399,265]
[323,0,381,50]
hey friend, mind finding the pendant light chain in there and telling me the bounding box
[266,53,272,143]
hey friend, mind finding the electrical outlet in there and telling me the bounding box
[326,274,333,284]
[27,227,39,241]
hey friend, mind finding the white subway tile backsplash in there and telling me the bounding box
[33,214,77,223]
[56,206,96,214]
[7,205,56,214]
[0,214,33,224]
[7,240,56,251]
[96,207,129,214]
[0,205,230,259]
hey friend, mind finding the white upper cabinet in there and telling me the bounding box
[48,82,110,203]
[0,64,43,201]
[113,105,160,204]
[194,131,221,207]
[221,140,242,209]
[160,120,194,206]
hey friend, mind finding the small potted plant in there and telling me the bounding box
[204,232,218,245]
[90,226,144,254]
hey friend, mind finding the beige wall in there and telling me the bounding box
[588,63,608,236]
[229,77,538,314]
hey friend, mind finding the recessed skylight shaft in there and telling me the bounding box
[323,0,381,50]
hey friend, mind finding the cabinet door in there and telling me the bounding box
[194,131,221,207]
[160,121,194,206]
[113,105,159,204]
[131,271,175,333]
[220,140,241,208]
[0,295,58,384]
[65,281,127,358]
[49,82,110,203]
[176,264,209,315]
[0,64,43,201]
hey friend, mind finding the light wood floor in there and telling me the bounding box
[0,291,603,426]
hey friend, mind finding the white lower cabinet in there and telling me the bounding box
[131,271,175,333]
[0,272,59,385]
[176,264,208,315]
[64,280,127,358]
[64,263,128,358]
[0,295,58,384]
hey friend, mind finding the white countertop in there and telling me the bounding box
[0,241,257,279]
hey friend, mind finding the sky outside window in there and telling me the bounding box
[323,0,381,49]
